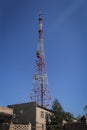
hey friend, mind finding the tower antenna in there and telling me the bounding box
[30,14,51,108]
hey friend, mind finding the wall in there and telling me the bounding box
[8,102,36,125]
[0,106,13,115]
[64,122,87,130]
[0,123,9,130]
[36,106,51,130]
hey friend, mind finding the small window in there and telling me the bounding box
[45,112,50,122]
[45,112,48,119]
[41,111,44,118]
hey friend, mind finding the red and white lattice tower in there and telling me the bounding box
[30,14,51,108]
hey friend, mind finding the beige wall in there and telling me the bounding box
[36,106,51,130]
[0,106,13,115]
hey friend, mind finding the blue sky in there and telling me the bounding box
[0,0,87,117]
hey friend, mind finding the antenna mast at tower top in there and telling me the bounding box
[30,14,51,108]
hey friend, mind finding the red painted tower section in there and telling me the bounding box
[30,14,51,108]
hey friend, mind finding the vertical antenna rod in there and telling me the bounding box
[38,14,43,106]
[39,14,43,40]
[38,14,44,55]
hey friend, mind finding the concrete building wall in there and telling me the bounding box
[64,122,87,130]
[8,102,36,125]
[64,116,87,130]
[0,106,13,115]
[36,106,51,130]
[0,106,13,130]
[36,107,51,124]
[0,123,9,130]
[8,102,52,130]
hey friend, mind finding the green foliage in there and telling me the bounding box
[63,112,74,122]
[84,105,87,115]
[50,99,74,129]
[76,114,81,121]
[52,99,64,113]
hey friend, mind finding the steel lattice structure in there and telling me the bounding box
[30,14,51,108]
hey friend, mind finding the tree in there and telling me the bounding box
[84,105,87,115]
[64,112,74,122]
[52,99,64,113]
[50,99,64,130]
[76,114,81,121]
[50,99,74,130]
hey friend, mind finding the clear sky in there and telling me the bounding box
[0,0,87,117]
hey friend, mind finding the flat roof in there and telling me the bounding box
[8,102,52,112]
[37,104,52,112]
[0,106,13,116]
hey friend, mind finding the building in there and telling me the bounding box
[8,102,51,130]
[64,116,87,130]
[0,106,13,130]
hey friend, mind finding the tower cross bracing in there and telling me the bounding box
[30,14,51,108]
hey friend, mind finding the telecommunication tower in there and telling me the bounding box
[30,14,51,108]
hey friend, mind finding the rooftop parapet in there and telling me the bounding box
[0,106,13,115]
